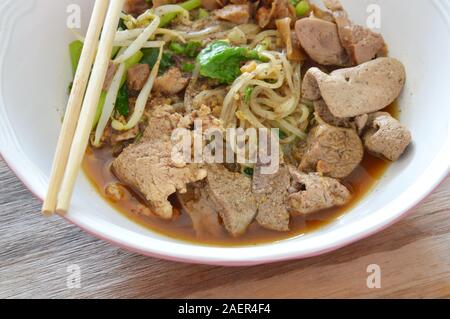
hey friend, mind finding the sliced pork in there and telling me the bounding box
[323,0,387,65]
[301,57,406,118]
[127,63,150,92]
[112,106,209,219]
[206,165,258,237]
[215,4,250,24]
[123,0,150,17]
[153,67,189,95]
[314,99,353,128]
[177,185,223,238]
[288,169,351,215]
[152,0,175,8]
[276,17,303,61]
[252,164,291,232]
[299,122,364,179]
[201,0,222,10]
[355,113,369,135]
[295,17,348,66]
[257,0,296,29]
[362,112,412,161]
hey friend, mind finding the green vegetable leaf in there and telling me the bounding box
[115,85,129,117]
[93,51,143,128]
[69,40,83,76]
[141,48,160,68]
[141,48,174,75]
[197,41,266,84]
[118,18,127,30]
[159,52,174,75]
[243,167,254,177]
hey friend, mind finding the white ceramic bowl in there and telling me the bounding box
[1,0,450,266]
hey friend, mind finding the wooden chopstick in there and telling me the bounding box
[42,0,110,216]
[56,0,126,214]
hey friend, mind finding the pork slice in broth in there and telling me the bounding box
[362,112,412,161]
[252,164,291,232]
[206,165,258,237]
[323,0,387,65]
[112,105,208,219]
[299,122,363,179]
[301,58,406,118]
[177,185,223,238]
[288,169,351,215]
[295,17,348,66]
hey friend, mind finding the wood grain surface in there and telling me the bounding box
[0,158,449,299]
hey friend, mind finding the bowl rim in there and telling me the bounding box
[1,146,449,266]
[1,0,450,266]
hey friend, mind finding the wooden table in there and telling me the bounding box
[0,158,449,299]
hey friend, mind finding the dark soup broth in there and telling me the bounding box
[82,103,398,247]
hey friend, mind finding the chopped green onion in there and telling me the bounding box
[179,0,202,11]
[169,41,202,57]
[159,0,202,27]
[179,0,201,11]
[296,0,311,17]
[244,86,254,104]
[197,8,209,19]
[185,41,201,58]
[182,63,195,72]
[169,42,186,55]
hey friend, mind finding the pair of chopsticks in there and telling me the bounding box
[42,0,125,215]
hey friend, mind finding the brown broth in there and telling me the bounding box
[82,103,398,247]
